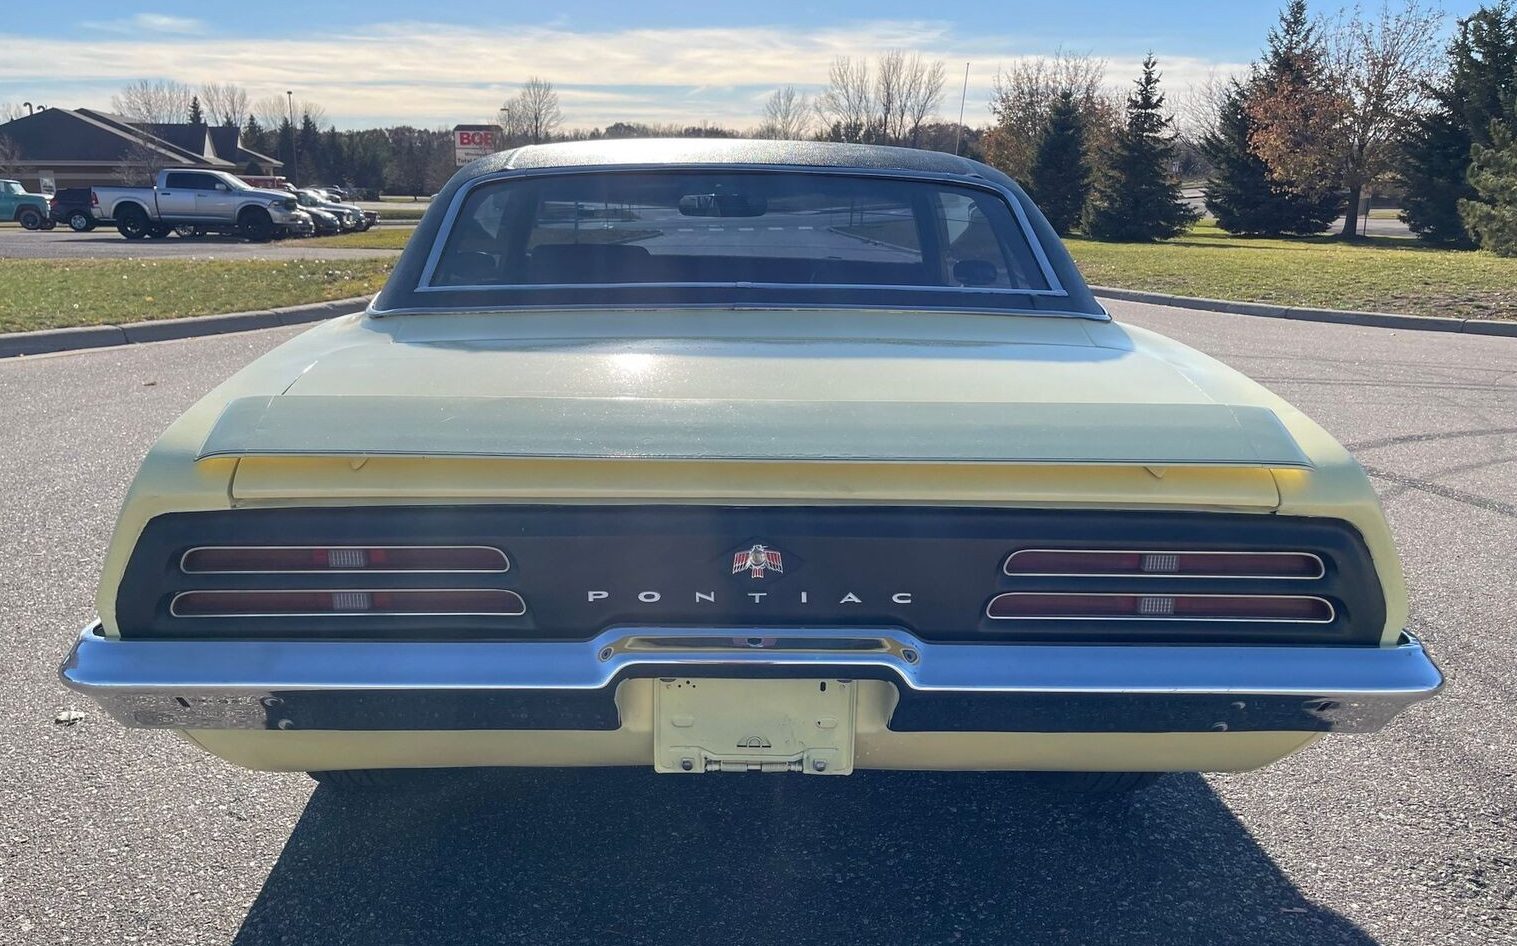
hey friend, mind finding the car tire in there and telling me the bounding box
[1022,771,1165,797]
[39,218,56,230]
[147,224,172,239]
[116,206,150,240]
[67,211,93,232]
[17,207,43,230]
[238,208,275,243]
[307,768,452,792]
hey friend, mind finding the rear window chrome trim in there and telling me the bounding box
[414,164,1068,303]
[368,300,1108,320]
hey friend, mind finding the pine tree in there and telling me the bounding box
[1083,55,1199,241]
[1027,91,1089,235]
[187,95,204,125]
[1401,3,1517,245]
[297,114,322,183]
[241,114,265,155]
[1203,81,1338,234]
[1459,121,1517,254]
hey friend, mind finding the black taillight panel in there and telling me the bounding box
[115,505,1387,644]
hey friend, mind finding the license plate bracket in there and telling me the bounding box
[653,678,856,775]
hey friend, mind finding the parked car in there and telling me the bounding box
[304,203,344,236]
[50,188,99,231]
[308,189,381,230]
[92,170,310,241]
[1,179,55,230]
[294,189,360,232]
[60,140,1441,797]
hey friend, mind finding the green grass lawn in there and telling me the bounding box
[1066,221,1517,321]
[0,259,394,333]
[304,228,415,250]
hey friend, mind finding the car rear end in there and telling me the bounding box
[59,142,1441,785]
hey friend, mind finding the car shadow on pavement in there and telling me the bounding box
[233,768,1377,946]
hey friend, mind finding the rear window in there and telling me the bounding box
[426,171,1054,300]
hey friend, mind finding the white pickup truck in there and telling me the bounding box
[91,170,312,241]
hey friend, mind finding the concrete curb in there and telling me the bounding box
[1093,285,1517,337]
[0,296,372,359]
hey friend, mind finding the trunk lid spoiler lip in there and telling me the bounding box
[196,395,1314,470]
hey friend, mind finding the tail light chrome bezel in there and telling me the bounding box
[169,588,527,618]
[179,545,511,574]
[1002,549,1326,580]
[985,592,1337,624]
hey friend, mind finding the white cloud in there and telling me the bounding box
[81,13,207,35]
[0,20,1245,129]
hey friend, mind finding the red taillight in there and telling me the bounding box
[181,545,508,573]
[986,592,1334,623]
[171,589,526,617]
[1003,549,1323,579]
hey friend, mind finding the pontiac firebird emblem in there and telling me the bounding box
[733,543,784,579]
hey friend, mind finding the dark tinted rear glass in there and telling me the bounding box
[427,171,1053,299]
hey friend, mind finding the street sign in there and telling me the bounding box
[454,125,498,166]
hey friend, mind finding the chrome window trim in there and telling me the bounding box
[169,588,527,618]
[413,163,1069,301]
[179,544,510,575]
[984,592,1337,624]
[1002,549,1327,580]
[368,301,1109,320]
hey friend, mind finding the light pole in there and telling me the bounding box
[954,63,969,156]
[286,90,297,184]
[22,102,32,116]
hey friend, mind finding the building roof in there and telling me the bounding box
[0,108,278,171]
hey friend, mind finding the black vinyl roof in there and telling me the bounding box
[461,138,992,179]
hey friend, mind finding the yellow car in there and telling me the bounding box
[61,140,1441,795]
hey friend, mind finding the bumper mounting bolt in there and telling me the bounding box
[598,647,614,661]
[680,757,694,771]
[813,759,828,772]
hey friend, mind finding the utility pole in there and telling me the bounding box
[954,63,970,155]
[286,90,297,184]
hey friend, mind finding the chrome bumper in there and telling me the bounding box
[60,623,1441,734]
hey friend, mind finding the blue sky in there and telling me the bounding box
[0,2,1478,129]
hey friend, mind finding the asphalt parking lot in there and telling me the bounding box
[0,226,402,260]
[1,299,1513,945]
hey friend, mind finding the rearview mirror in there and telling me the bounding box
[678,193,768,217]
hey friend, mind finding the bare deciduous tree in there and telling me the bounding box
[253,95,328,133]
[816,52,947,146]
[1175,70,1234,144]
[878,51,946,146]
[114,137,170,185]
[111,79,196,123]
[199,82,250,128]
[984,50,1120,181]
[500,78,563,145]
[1330,0,1445,236]
[0,135,22,178]
[756,85,813,140]
[815,57,875,142]
[0,102,25,123]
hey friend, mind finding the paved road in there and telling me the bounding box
[2,301,1513,945]
[0,227,403,260]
